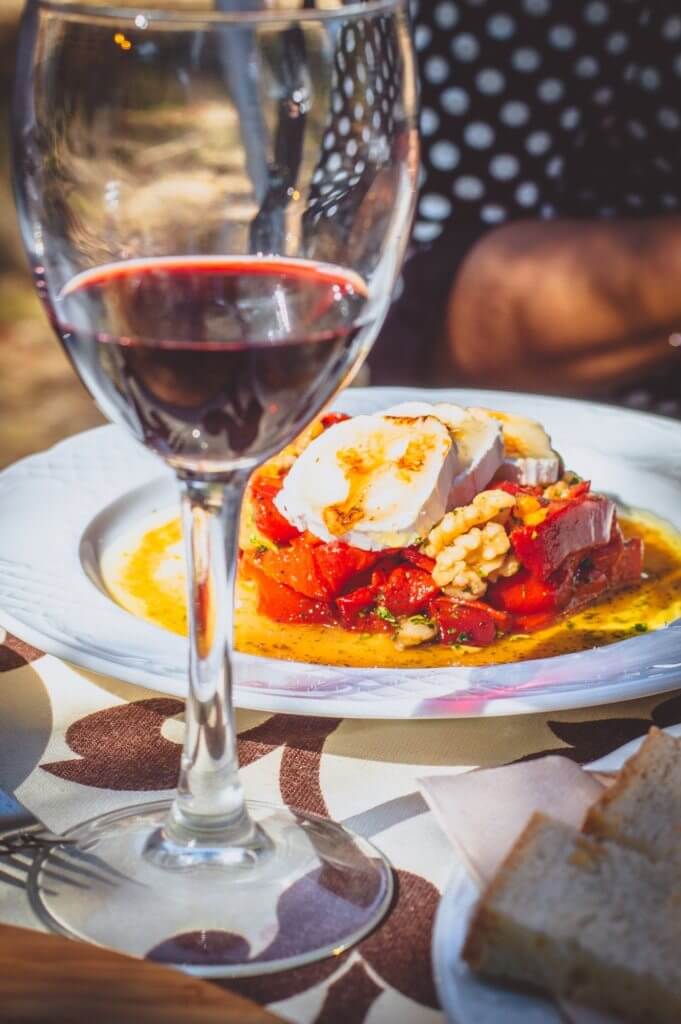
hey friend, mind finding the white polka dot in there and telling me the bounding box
[439,86,469,115]
[658,107,681,131]
[523,0,549,14]
[476,68,505,94]
[355,160,366,174]
[661,194,679,209]
[546,155,564,178]
[348,174,361,187]
[413,221,443,242]
[487,13,516,40]
[375,76,384,95]
[560,106,581,129]
[420,108,440,136]
[451,33,480,62]
[346,139,358,157]
[337,50,346,73]
[365,40,375,63]
[463,121,495,148]
[418,165,427,188]
[585,1,608,25]
[626,193,643,208]
[490,154,519,180]
[332,93,343,114]
[500,100,530,126]
[481,204,506,223]
[338,116,351,136]
[366,87,375,105]
[430,140,460,170]
[323,132,336,150]
[548,24,576,49]
[357,63,367,85]
[640,67,660,91]
[512,47,541,72]
[593,86,613,105]
[538,78,564,103]
[516,181,539,206]
[345,27,356,52]
[425,56,450,85]
[319,183,333,196]
[372,110,381,128]
[453,175,485,199]
[354,102,364,120]
[434,1,458,29]
[526,130,551,155]
[327,152,342,173]
[361,126,371,143]
[574,55,599,77]
[414,25,431,51]
[605,31,628,55]
[420,193,452,220]
[627,119,647,140]
[326,204,338,217]
[663,15,681,41]
[312,169,323,185]
[343,76,354,97]
[540,202,556,217]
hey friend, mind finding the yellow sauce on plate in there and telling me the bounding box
[104,513,681,668]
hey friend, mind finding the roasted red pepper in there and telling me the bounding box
[430,597,507,646]
[249,473,301,545]
[314,542,382,597]
[247,563,333,625]
[383,565,440,617]
[511,494,615,580]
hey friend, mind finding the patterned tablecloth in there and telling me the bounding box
[1,627,680,1023]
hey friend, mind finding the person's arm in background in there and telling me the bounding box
[446,216,681,394]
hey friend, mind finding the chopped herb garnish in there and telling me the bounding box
[458,631,472,643]
[408,614,433,626]
[376,605,398,625]
[634,623,648,633]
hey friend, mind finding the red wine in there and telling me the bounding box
[50,256,369,472]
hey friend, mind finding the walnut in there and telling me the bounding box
[425,490,515,558]
[433,520,518,600]
[395,617,438,649]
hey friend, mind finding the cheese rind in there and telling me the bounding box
[469,408,562,486]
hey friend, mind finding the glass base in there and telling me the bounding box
[27,800,393,977]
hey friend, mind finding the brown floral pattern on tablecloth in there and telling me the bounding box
[0,632,43,672]
[41,698,184,790]
[515,692,681,765]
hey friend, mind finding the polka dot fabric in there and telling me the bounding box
[411,0,681,243]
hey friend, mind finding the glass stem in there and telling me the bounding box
[166,472,256,848]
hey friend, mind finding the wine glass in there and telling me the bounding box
[13,0,417,974]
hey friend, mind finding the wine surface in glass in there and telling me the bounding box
[53,256,369,470]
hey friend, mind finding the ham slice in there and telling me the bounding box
[512,495,615,580]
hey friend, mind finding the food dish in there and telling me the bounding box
[237,399,650,655]
[2,388,681,719]
[432,725,681,1024]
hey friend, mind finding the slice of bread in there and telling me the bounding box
[583,727,681,862]
[462,813,681,1024]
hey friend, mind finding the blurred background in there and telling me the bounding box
[0,1,104,469]
[2,0,680,470]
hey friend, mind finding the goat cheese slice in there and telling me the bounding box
[274,412,461,550]
[469,408,562,486]
[383,401,504,507]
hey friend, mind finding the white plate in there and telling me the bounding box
[432,724,681,1023]
[1,387,681,720]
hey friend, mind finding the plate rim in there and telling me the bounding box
[1,386,681,720]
